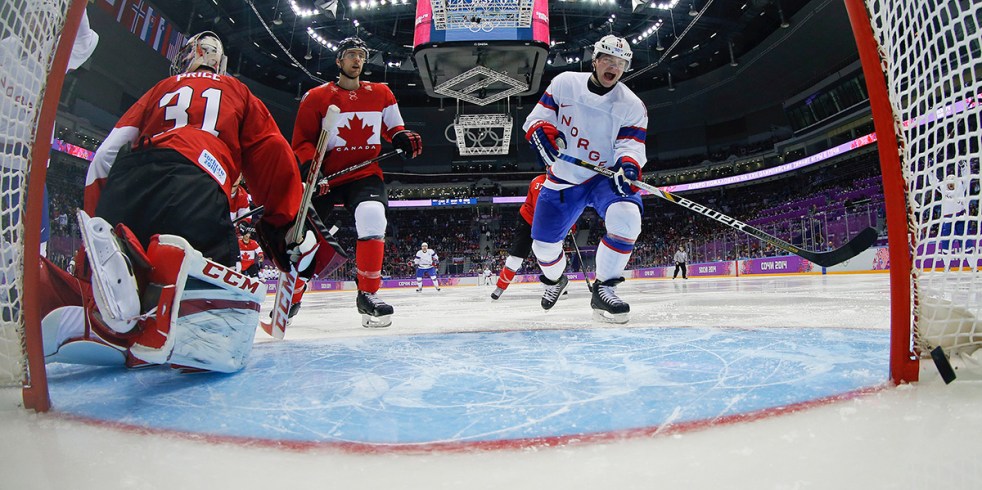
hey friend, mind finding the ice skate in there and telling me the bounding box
[416,286,422,292]
[540,274,569,310]
[491,287,504,300]
[268,301,303,327]
[591,277,629,324]
[287,302,302,325]
[356,290,393,328]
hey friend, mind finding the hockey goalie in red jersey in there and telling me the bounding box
[289,36,422,328]
[39,32,318,373]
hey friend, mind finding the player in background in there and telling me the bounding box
[928,162,973,271]
[492,175,545,300]
[413,241,441,292]
[291,36,422,328]
[523,34,647,324]
[237,224,263,278]
[229,176,253,224]
[482,266,493,286]
[492,174,576,300]
[39,32,316,373]
[673,247,688,279]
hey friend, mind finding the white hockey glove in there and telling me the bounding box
[256,218,318,274]
[288,230,318,273]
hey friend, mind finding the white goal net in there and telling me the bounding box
[854,0,982,377]
[1,0,79,410]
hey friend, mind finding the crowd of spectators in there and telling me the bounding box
[41,128,910,281]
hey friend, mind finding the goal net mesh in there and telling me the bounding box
[0,0,73,389]
[864,0,982,360]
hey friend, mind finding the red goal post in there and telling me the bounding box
[845,0,982,384]
[0,0,88,412]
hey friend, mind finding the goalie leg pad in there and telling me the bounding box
[42,305,128,366]
[77,210,141,334]
[128,234,265,373]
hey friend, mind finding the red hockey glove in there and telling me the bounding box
[525,120,566,168]
[609,156,641,197]
[392,130,423,159]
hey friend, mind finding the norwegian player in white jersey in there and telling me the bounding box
[482,266,493,286]
[523,35,647,323]
[928,163,974,269]
[414,242,441,292]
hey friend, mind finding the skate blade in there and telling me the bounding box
[361,313,392,328]
[592,309,629,324]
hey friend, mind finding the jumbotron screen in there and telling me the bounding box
[413,0,550,47]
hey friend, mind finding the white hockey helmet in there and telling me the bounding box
[170,31,228,76]
[593,34,632,70]
[421,242,428,248]
[944,174,957,187]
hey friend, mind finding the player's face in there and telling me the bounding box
[337,49,366,79]
[593,54,627,88]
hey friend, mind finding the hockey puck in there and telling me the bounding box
[930,346,957,384]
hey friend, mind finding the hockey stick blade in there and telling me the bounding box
[560,155,877,268]
[261,266,298,339]
[794,226,878,268]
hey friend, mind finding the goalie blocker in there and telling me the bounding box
[43,212,266,373]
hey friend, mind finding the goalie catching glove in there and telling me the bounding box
[526,120,566,168]
[609,156,641,197]
[391,129,423,159]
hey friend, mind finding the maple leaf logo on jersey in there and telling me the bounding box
[338,114,375,146]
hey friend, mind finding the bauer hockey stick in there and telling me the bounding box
[233,149,404,225]
[561,155,878,268]
[567,228,593,292]
[262,105,342,339]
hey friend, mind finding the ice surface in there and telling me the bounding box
[2,274,981,489]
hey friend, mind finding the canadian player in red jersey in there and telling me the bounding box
[237,224,263,278]
[39,32,316,373]
[493,175,545,299]
[290,36,422,328]
[229,176,253,224]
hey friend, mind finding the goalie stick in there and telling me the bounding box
[233,148,404,225]
[561,155,878,268]
[262,104,342,339]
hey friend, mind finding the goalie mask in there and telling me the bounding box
[593,35,632,70]
[171,31,228,76]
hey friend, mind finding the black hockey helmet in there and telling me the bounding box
[336,37,369,61]
[238,222,255,235]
